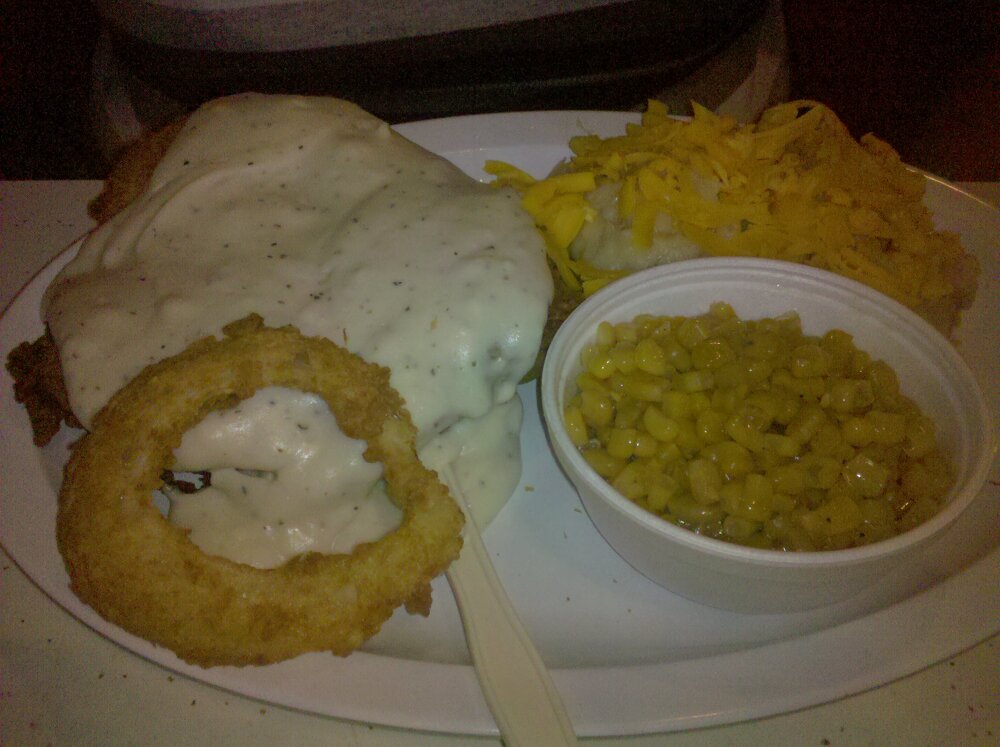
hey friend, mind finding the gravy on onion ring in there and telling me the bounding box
[57,315,464,667]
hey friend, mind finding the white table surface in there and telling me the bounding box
[1,180,998,746]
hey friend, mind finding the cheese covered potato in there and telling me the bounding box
[489,100,979,335]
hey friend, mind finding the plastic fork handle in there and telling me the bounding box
[443,469,578,746]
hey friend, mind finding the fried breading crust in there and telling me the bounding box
[5,330,82,445]
[6,118,192,447]
[57,315,464,667]
[523,259,585,381]
[88,116,189,225]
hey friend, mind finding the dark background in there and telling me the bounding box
[2,0,997,181]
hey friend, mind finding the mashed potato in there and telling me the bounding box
[488,100,979,335]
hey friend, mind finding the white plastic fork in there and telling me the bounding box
[441,466,578,746]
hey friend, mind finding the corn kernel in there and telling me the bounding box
[867,360,901,402]
[713,361,748,389]
[800,455,842,489]
[633,431,659,458]
[607,427,639,459]
[791,343,831,378]
[695,409,729,444]
[798,492,863,537]
[605,372,627,396]
[580,389,614,428]
[646,479,677,512]
[842,452,890,497]
[662,390,693,420]
[586,349,616,379]
[691,338,736,370]
[582,448,625,479]
[656,442,683,465]
[725,473,775,520]
[634,337,668,376]
[614,321,640,343]
[772,491,797,513]
[823,378,874,413]
[709,301,736,320]
[723,515,761,540]
[666,492,725,525]
[724,413,765,452]
[595,320,617,346]
[746,331,782,359]
[806,422,842,457]
[643,405,680,442]
[674,419,705,457]
[859,497,894,530]
[711,383,749,413]
[623,371,666,402]
[701,440,755,479]
[613,396,642,428]
[841,416,875,447]
[868,411,906,444]
[676,369,715,393]
[744,390,782,422]
[612,462,646,501]
[687,458,723,504]
[785,404,827,443]
[610,343,637,374]
[661,338,692,371]
[763,432,800,458]
[782,373,827,399]
[575,371,608,394]
[563,405,589,447]
[768,463,807,494]
[689,391,712,415]
[848,349,871,377]
[676,317,712,350]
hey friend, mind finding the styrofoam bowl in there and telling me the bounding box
[540,258,995,613]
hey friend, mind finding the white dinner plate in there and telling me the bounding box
[1,112,998,738]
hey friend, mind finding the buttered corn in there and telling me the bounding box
[563,303,953,551]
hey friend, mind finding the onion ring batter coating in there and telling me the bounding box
[56,315,464,667]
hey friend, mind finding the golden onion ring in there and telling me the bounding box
[56,315,464,667]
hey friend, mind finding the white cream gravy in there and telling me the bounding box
[43,94,551,567]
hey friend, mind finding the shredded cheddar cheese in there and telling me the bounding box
[487,100,978,333]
